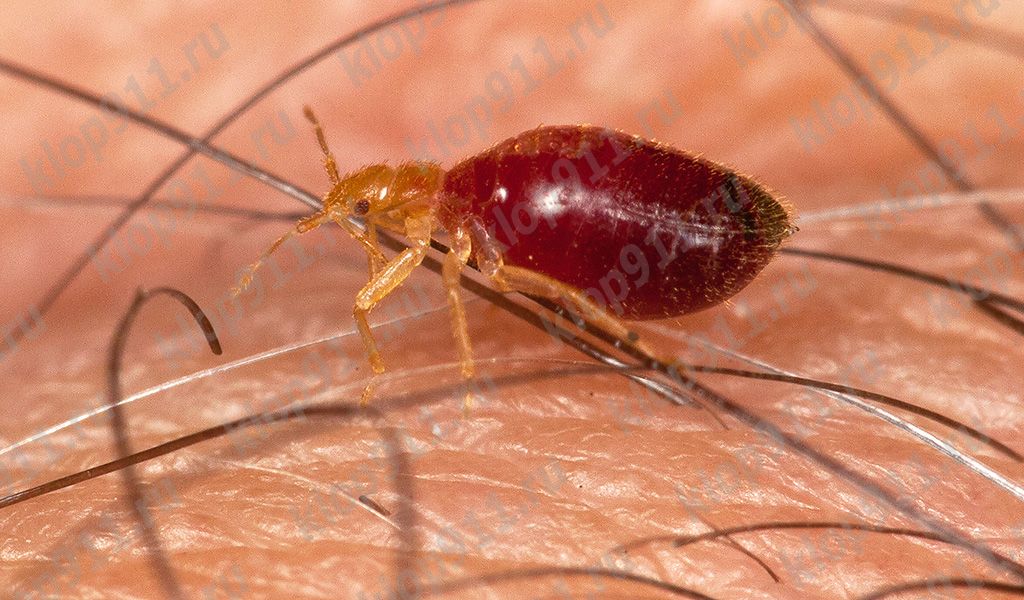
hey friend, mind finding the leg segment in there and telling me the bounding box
[473,222,649,363]
[442,226,474,412]
[354,214,433,405]
[330,216,387,272]
[365,221,382,278]
[492,265,648,354]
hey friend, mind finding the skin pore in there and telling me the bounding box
[1,1,1023,598]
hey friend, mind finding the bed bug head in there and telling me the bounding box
[301,106,443,226]
[234,108,401,290]
[300,106,402,223]
[321,162,444,225]
[230,157,399,295]
[320,164,395,221]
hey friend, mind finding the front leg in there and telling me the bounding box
[365,221,382,278]
[330,215,387,270]
[353,214,432,406]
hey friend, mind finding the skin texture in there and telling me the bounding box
[1,1,1023,599]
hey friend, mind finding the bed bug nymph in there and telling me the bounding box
[234,107,794,411]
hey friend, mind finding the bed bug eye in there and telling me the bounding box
[354,199,370,215]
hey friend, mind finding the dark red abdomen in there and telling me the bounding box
[439,126,792,319]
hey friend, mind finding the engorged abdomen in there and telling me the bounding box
[439,125,793,320]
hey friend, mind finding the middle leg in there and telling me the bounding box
[442,226,474,412]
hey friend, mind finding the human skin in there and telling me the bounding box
[1,1,1023,598]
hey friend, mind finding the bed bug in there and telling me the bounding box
[234,107,795,411]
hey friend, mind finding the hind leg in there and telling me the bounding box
[489,264,648,355]
[467,221,647,354]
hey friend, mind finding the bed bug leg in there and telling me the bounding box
[353,213,433,406]
[442,226,476,414]
[492,265,652,356]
